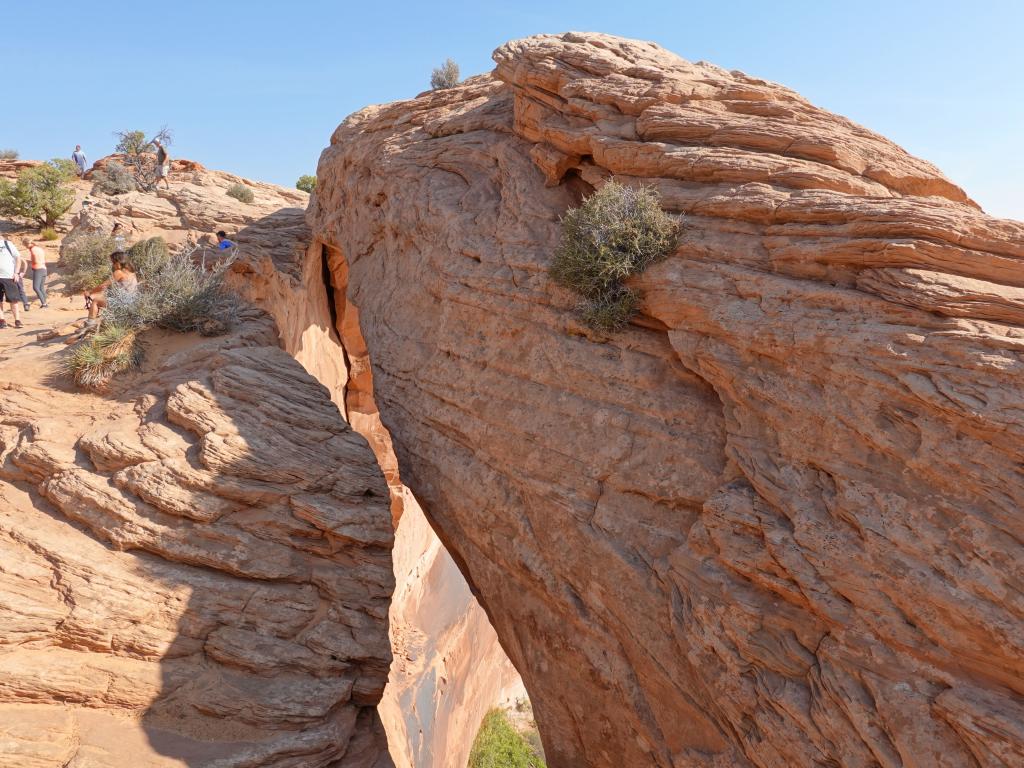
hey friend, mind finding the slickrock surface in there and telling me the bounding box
[51,166,523,766]
[309,32,1024,767]
[0,313,394,766]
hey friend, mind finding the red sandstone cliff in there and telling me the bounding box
[309,32,1024,767]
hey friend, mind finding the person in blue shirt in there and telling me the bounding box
[216,231,236,250]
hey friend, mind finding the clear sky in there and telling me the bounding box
[4,1,1021,219]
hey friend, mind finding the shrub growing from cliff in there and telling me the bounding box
[430,58,460,90]
[550,180,679,332]
[469,709,546,768]
[227,183,255,204]
[296,174,317,193]
[0,160,77,228]
[93,160,137,195]
[61,234,117,293]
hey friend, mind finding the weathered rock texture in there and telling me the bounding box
[230,216,524,768]
[309,32,1024,768]
[49,166,522,766]
[0,315,394,766]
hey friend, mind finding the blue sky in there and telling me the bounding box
[4,1,1021,219]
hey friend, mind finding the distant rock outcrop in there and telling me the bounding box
[310,32,1024,767]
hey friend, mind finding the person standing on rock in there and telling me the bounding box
[153,138,170,189]
[0,237,26,329]
[23,238,49,308]
[71,145,88,177]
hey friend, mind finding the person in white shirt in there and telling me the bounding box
[72,145,88,177]
[0,238,26,328]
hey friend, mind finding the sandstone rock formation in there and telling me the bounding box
[26,164,522,767]
[309,32,1024,767]
[0,313,394,766]
[228,211,523,768]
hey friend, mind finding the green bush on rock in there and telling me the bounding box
[226,183,255,204]
[469,709,546,768]
[550,180,679,332]
[61,234,117,294]
[0,159,77,228]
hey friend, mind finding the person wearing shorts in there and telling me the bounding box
[154,139,170,189]
[0,238,26,329]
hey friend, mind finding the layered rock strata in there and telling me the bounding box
[0,315,394,766]
[309,32,1024,767]
[51,167,523,767]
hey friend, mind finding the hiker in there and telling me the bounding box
[111,222,127,251]
[153,138,170,189]
[84,252,138,322]
[0,237,26,329]
[24,238,49,308]
[216,231,236,250]
[71,145,88,177]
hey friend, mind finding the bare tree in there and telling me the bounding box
[113,126,173,191]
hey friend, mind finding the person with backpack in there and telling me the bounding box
[153,138,170,189]
[0,238,26,329]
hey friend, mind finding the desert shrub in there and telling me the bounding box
[105,248,240,336]
[430,58,460,90]
[0,159,77,228]
[93,160,137,195]
[65,323,143,390]
[126,236,171,279]
[469,710,546,768]
[113,127,172,191]
[40,227,59,241]
[296,174,317,193]
[61,234,116,293]
[550,180,679,332]
[0,149,19,160]
[226,183,255,204]
[576,286,640,333]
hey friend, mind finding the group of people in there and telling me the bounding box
[0,237,48,329]
[70,139,171,189]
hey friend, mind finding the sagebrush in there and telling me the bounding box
[0,149,18,160]
[65,323,143,390]
[104,246,240,336]
[40,227,59,241]
[296,174,317,193]
[0,159,77,227]
[226,183,255,203]
[92,160,137,195]
[430,58,460,90]
[61,234,117,293]
[550,180,679,332]
[468,709,546,768]
[126,237,171,279]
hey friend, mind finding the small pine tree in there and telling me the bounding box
[296,175,317,193]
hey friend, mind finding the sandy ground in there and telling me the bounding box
[0,262,94,387]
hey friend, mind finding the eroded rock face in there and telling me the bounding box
[51,165,524,767]
[309,32,1024,767]
[0,316,394,767]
